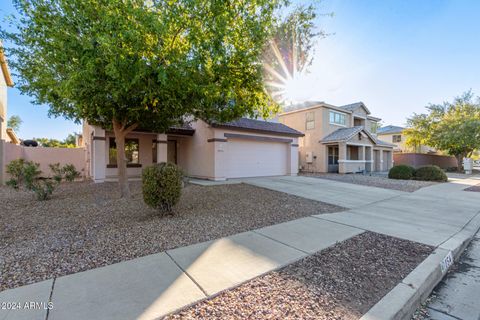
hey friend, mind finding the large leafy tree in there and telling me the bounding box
[404,91,480,171]
[2,0,292,197]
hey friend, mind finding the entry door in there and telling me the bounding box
[167,140,177,164]
[328,146,339,173]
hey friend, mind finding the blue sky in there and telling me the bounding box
[1,0,480,139]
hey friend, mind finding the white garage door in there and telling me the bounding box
[225,138,288,178]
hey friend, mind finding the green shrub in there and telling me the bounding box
[6,159,41,190]
[49,163,64,183]
[48,163,80,182]
[63,164,80,182]
[142,162,183,213]
[414,165,448,182]
[388,165,416,180]
[32,179,56,201]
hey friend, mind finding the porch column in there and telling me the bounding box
[156,133,168,163]
[288,138,299,176]
[379,149,384,171]
[92,127,106,183]
[366,147,373,172]
[338,142,347,174]
[359,145,366,172]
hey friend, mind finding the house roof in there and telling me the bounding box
[6,128,20,144]
[374,138,396,147]
[0,42,14,87]
[321,126,368,143]
[339,102,371,115]
[321,126,393,148]
[211,117,304,137]
[377,125,405,135]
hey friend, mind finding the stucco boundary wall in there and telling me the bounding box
[393,153,458,169]
[1,141,85,183]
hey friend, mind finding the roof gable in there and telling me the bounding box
[339,102,371,115]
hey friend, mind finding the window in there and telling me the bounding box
[109,138,139,165]
[329,111,346,126]
[305,112,315,130]
[152,140,157,163]
[392,135,402,143]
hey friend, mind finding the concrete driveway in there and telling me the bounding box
[244,175,480,248]
[243,175,405,209]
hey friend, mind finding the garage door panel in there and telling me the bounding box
[225,139,288,178]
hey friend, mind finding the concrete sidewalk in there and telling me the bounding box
[1,176,480,320]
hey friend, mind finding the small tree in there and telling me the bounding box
[7,115,22,132]
[404,91,480,171]
[2,0,310,197]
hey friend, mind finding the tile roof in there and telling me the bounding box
[377,125,405,134]
[321,126,365,142]
[321,126,394,148]
[212,117,304,137]
[374,138,396,147]
[339,102,371,114]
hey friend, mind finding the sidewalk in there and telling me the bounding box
[1,176,479,320]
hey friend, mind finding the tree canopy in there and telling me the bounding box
[404,91,480,171]
[7,115,22,131]
[34,133,77,148]
[2,0,320,196]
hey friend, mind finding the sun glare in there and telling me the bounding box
[264,40,313,106]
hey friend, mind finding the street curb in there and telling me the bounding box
[360,212,480,320]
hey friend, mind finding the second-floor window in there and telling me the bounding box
[306,112,315,130]
[392,135,402,143]
[329,111,346,126]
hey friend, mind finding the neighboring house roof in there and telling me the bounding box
[374,138,396,147]
[0,42,14,87]
[321,126,393,148]
[339,102,371,115]
[211,117,304,137]
[6,128,20,144]
[377,125,405,135]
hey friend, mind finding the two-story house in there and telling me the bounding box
[278,101,395,174]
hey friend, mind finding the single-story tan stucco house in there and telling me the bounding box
[82,118,304,182]
[278,101,395,173]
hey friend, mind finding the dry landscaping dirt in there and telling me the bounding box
[166,232,433,320]
[0,181,343,291]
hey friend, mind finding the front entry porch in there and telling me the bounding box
[326,143,391,174]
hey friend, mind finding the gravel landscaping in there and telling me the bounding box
[302,172,437,192]
[166,232,433,320]
[0,181,344,291]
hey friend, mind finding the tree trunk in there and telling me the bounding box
[455,153,466,172]
[112,119,138,198]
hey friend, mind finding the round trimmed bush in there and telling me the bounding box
[414,165,448,182]
[142,162,183,213]
[388,165,415,180]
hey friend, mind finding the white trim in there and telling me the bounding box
[346,142,374,147]
[338,160,374,163]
